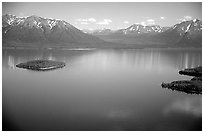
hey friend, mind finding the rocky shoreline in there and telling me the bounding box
[16,60,65,71]
[161,66,202,94]
[179,66,202,77]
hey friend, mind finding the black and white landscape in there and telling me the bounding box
[2,2,202,131]
[2,14,202,48]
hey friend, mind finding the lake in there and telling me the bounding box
[2,48,202,131]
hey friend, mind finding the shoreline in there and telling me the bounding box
[161,66,202,94]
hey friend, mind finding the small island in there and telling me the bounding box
[161,66,202,94]
[16,60,66,71]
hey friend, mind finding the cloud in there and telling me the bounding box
[76,18,96,23]
[123,21,129,24]
[178,16,193,22]
[141,19,155,25]
[139,19,156,26]
[140,21,147,26]
[184,16,192,20]
[147,19,155,22]
[160,17,165,20]
[88,18,96,22]
[97,19,112,25]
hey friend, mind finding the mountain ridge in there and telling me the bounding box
[2,14,202,48]
[86,19,202,47]
[2,14,105,47]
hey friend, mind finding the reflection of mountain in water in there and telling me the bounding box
[75,48,202,71]
[8,55,15,69]
[2,48,202,71]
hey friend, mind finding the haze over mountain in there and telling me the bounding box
[2,14,202,48]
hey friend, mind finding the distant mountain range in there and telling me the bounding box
[83,19,202,47]
[84,25,170,35]
[2,14,202,48]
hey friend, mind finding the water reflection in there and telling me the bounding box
[2,48,202,131]
[164,97,202,117]
[8,56,15,69]
[3,48,202,71]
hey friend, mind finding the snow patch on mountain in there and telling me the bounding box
[3,14,74,31]
[185,24,192,32]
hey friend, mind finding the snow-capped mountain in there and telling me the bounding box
[155,19,202,46]
[91,19,202,46]
[2,14,202,47]
[114,24,169,35]
[3,14,75,32]
[2,14,104,45]
[88,24,170,36]
[163,19,201,37]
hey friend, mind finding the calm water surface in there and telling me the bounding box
[2,48,202,131]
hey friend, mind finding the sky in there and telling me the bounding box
[2,2,202,30]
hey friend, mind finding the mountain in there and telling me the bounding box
[113,24,169,35]
[2,14,202,48]
[91,19,202,47]
[2,14,104,47]
[154,19,202,46]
